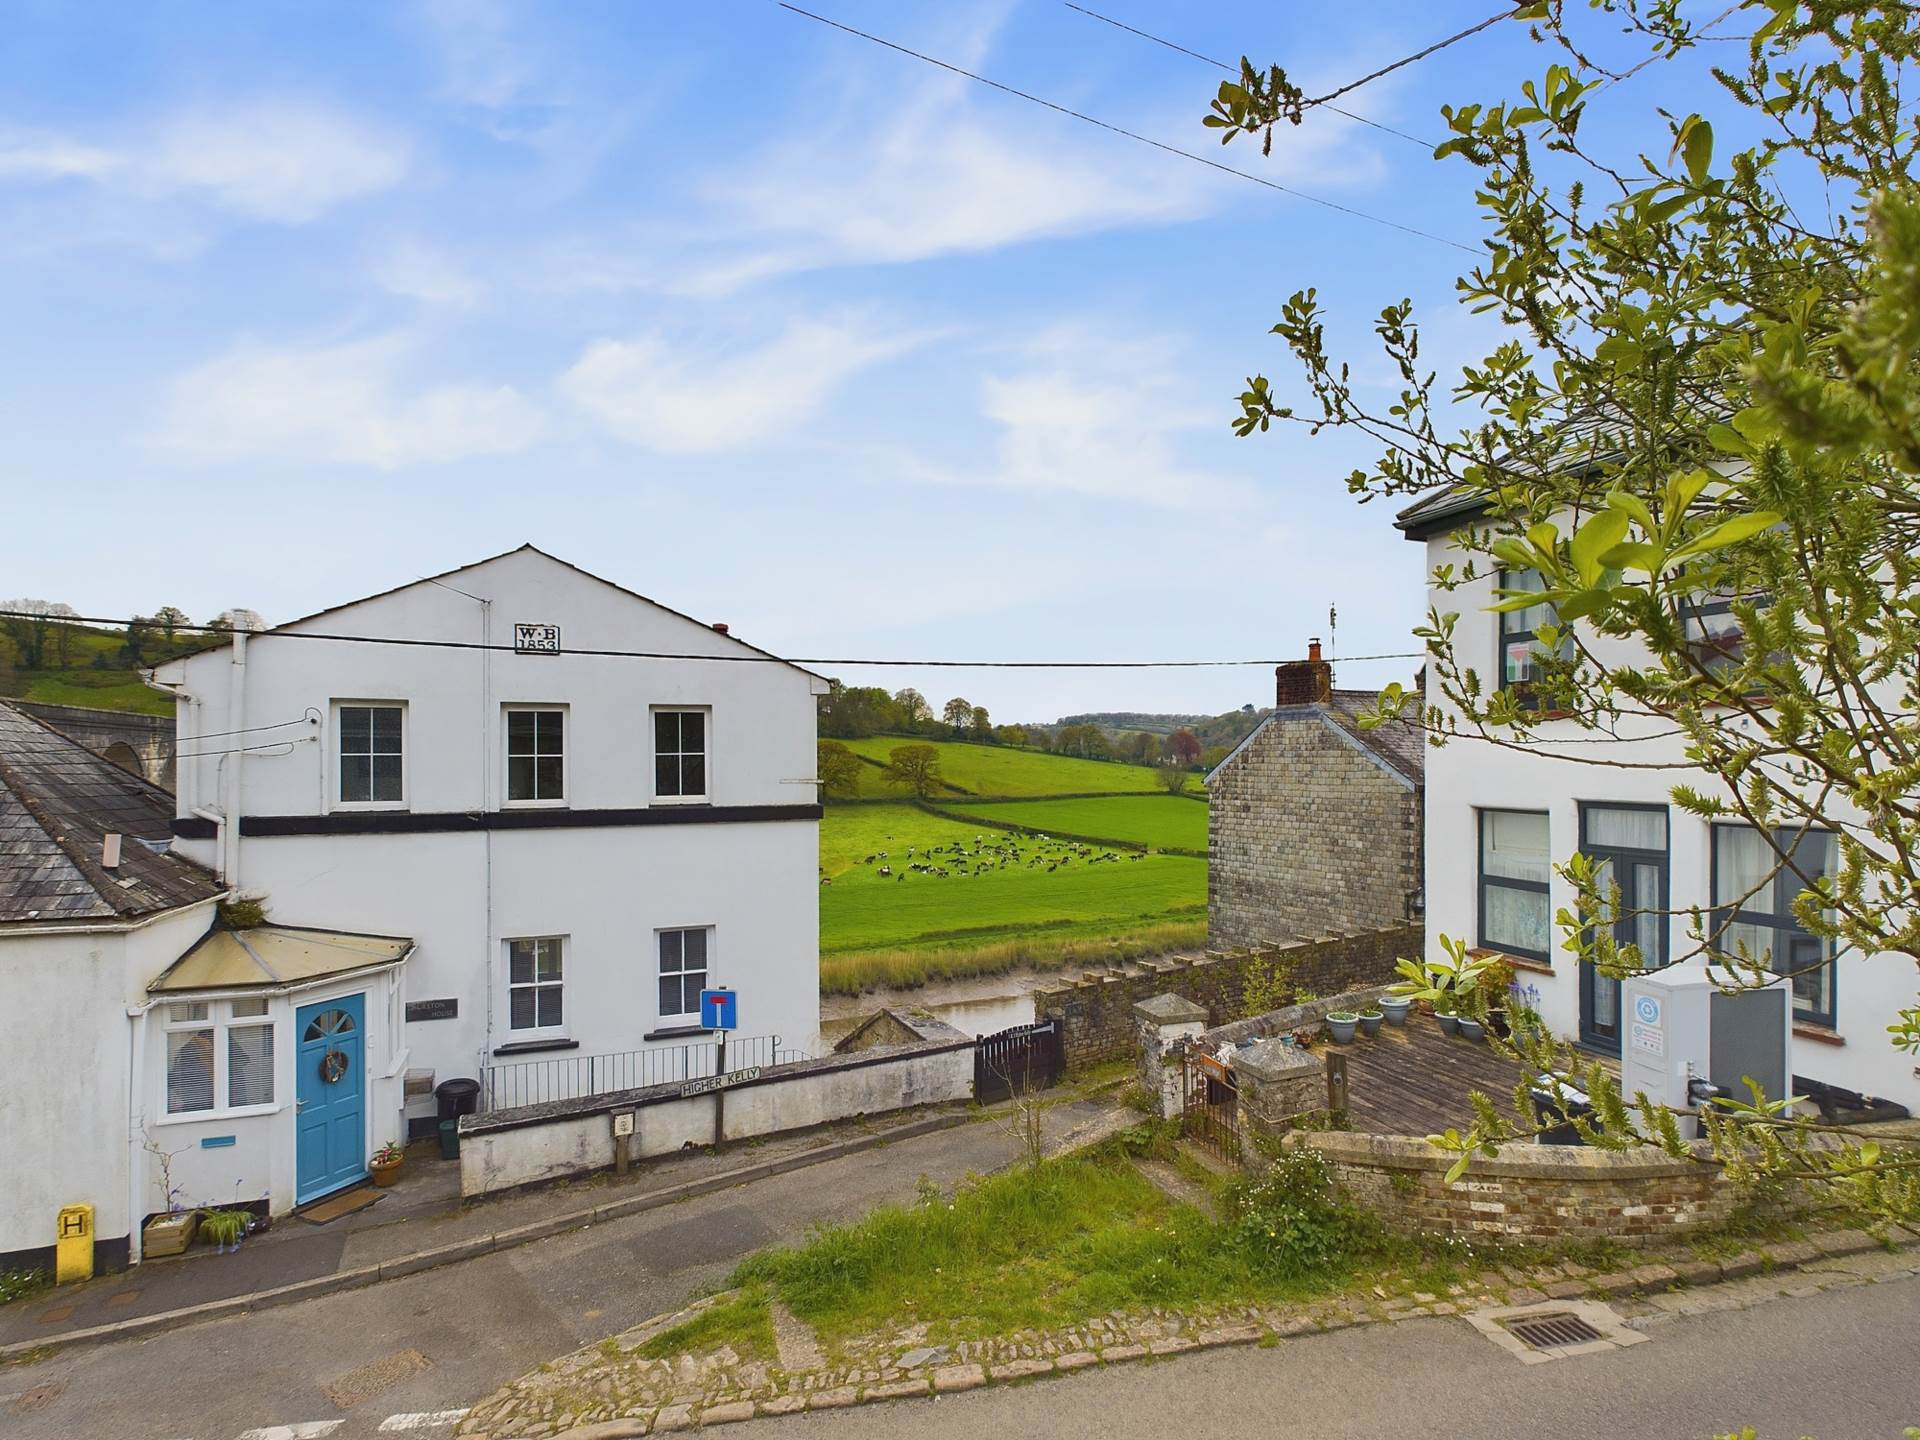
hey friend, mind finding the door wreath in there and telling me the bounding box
[319,1048,351,1084]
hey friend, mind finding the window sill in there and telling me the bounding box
[651,796,712,807]
[153,1102,283,1127]
[1793,1022,1844,1047]
[331,803,410,814]
[492,1038,578,1057]
[644,1025,713,1041]
[1468,948,1554,977]
[501,801,569,811]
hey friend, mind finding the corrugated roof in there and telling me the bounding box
[0,702,221,925]
[149,924,413,993]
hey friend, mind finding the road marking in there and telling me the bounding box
[236,1424,346,1440]
[379,1411,471,1432]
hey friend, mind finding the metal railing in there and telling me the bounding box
[479,1032,804,1113]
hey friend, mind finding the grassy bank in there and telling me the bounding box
[819,916,1206,995]
[939,793,1209,853]
[840,736,1165,797]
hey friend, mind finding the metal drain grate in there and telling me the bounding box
[1499,1311,1607,1351]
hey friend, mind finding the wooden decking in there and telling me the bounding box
[1338,1016,1534,1136]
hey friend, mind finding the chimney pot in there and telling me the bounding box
[711,622,729,635]
[1274,641,1334,708]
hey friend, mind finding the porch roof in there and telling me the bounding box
[149,924,414,993]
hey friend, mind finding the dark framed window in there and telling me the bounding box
[1711,825,1838,1027]
[654,709,708,800]
[658,927,710,1022]
[1497,568,1575,701]
[507,937,565,1033]
[1478,810,1551,963]
[338,703,403,804]
[506,708,565,803]
[1578,803,1670,1050]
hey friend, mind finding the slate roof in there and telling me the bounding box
[0,702,222,924]
[1327,689,1426,785]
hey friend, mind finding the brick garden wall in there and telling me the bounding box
[1038,922,1420,1070]
[1208,707,1421,949]
[1299,1132,1748,1246]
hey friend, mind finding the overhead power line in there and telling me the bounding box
[775,3,1479,256]
[3,611,1424,670]
[1311,5,1524,110]
[1061,3,1435,148]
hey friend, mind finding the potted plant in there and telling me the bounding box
[370,1141,405,1187]
[1433,992,1460,1035]
[1457,1015,1487,1041]
[1357,1008,1385,1037]
[1324,1011,1360,1044]
[198,1208,251,1253]
[1378,994,1413,1026]
[140,1134,198,1258]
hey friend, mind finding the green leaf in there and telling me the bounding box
[1605,490,1654,529]
[1570,508,1629,585]
[1598,540,1664,574]
[1670,511,1783,560]
[1683,119,1713,184]
[1706,422,1753,457]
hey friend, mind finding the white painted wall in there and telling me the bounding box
[154,548,825,1124]
[0,902,216,1263]
[459,1042,974,1196]
[1417,530,1920,1110]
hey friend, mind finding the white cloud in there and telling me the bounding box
[155,333,541,469]
[558,316,922,454]
[0,101,407,227]
[373,236,481,307]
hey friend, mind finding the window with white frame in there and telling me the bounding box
[506,936,565,1033]
[1497,569,1575,701]
[654,709,708,800]
[1478,810,1551,963]
[337,703,404,805]
[506,708,565,803]
[1712,825,1839,1027]
[164,999,276,1114]
[657,927,710,1023]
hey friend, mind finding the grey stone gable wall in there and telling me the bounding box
[1207,706,1422,949]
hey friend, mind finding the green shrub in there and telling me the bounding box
[0,1267,50,1306]
[1221,1147,1384,1283]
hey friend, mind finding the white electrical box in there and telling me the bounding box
[1620,964,1792,1134]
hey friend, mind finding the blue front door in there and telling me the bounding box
[296,995,366,1204]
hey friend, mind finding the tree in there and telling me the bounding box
[153,606,189,640]
[818,684,901,739]
[941,696,972,729]
[993,723,1028,747]
[1166,728,1202,768]
[893,688,932,724]
[1055,723,1112,760]
[210,608,265,634]
[968,704,991,737]
[1121,731,1159,766]
[0,599,77,670]
[883,743,943,798]
[1157,765,1191,796]
[815,740,864,800]
[0,630,16,697]
[1213,2,1920,1221]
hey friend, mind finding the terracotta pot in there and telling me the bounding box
[369,1158,403,1188]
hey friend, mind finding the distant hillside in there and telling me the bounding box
[1041,708,1270,751]
[0,614,225,717]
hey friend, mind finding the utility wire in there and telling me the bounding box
[1062,3,1434,148]
[4,611,1424,670]
[776,4,1480,255]
[1311,5,1523,110]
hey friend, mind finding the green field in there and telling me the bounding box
[820,735,1210,993]
[12,668,174,715]
[940,794,1208,853]
[840,736,1164,797]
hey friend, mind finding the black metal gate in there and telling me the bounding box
[1181,1050,1243,1163]
[974,1018,1065,1103]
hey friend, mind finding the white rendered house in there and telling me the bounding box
[138,545,828,1222]
[1396,490,1918,1116]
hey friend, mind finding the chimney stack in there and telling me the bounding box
[1275,638,1333,707]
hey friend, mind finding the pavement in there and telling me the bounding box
[0,1106,977,1354]
[0,1091,1123,1440]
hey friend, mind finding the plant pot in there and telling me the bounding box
[1379,996,1413,1026]
[1456,1017,1487,1041]
[1324,1013,1359,1044]
[1435,1012,1460,1036]
[143,1211,198,1258]
[369,1158,404,1188]
[1357,1010,1384,1037]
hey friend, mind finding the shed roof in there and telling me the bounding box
[0,702,221,925]
[149,924,414,993]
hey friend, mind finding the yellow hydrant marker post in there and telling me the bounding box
[55,1203,93,1284]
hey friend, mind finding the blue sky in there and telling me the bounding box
[0,2,1716,722]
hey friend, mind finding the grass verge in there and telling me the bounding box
[0,1268,51,1307]
[634,1285,776,1361]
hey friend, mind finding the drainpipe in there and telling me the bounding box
[126,999,153,1264]
[223,629,248,887]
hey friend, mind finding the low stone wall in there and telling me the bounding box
[1296,1132,1748,1245]
[1041,923,1417,1070]
[460,1034,974,1197]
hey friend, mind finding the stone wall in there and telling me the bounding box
[1039,922,1418,1070]
[15,700,176,790]
[1297,1132,1750,1245]
[1207,705,1420,949]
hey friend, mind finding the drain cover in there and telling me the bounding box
[1500,1311,1606,1351]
